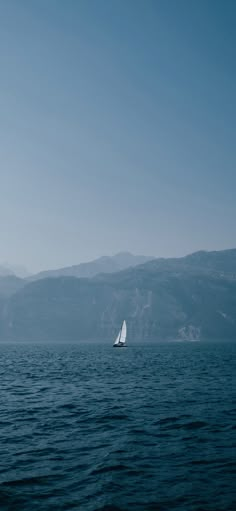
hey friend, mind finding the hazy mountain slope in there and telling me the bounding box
[0,276,26,339]
[0,276,25,298]
[2,264,31,278]
[2,248,236,342]
[0,265,15,277]
[129,248,236,278]
[28,252,155,281]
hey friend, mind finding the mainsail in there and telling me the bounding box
[119,320,127,344]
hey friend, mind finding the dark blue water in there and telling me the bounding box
[0,341,235,511]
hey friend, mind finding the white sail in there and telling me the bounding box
[113,330,121,345]
[113,320,127,346]
[119,320,127,344]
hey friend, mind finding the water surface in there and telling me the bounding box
[0,341,235,510]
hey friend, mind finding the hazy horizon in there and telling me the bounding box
[2,246,236,276]
[1,0,235,272]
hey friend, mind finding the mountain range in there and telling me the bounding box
[27,252,155,281]
[0,249,236,342]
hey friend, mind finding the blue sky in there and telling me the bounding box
[0,0,235,271]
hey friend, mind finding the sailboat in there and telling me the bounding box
[113,320,127,347]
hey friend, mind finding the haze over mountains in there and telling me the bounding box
[0,248,236,343]
[0,263,31,278]
[0,265,13,277]
[28,252,155,281]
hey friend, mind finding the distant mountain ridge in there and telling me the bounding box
[0,265,14,277]
[1,248,236,342]
[132,248,236,278]
[28,252,155,281]
[0,263,30,278]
